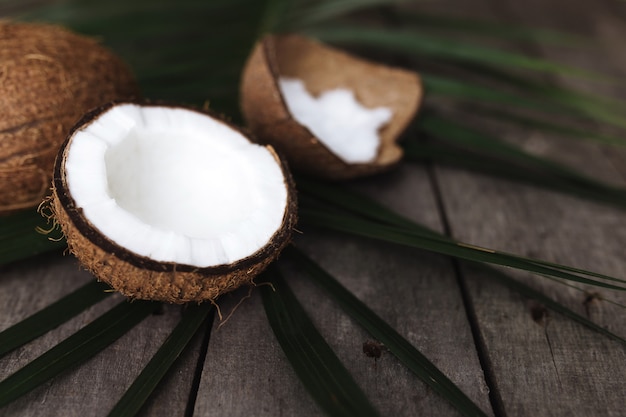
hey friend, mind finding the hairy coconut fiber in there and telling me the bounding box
[0,21,139,214]
[51,103,298,304]
[240,34,423,180]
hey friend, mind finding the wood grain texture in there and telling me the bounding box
[423,0,626,415]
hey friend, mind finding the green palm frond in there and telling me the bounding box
[283,247,490,417]
[0,209,65,264]
[261,266,380,417]
[396,12,589,45]
[0,301,159,407]
[0,280,111,358]
[107,303,212,417]
[299,204,626,291]
[307,26,605,80]
[409,114,626,208]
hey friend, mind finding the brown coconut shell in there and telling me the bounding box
[240,34,423,180]
[51,102,298,304]
[0,21,140,214]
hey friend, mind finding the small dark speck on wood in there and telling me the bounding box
[363,340,386,361]
[529,302,549,326]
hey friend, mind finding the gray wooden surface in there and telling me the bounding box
[2,0,626,416]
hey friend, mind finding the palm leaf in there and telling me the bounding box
[306,26,609,81]
[0,300,159,407]
[404,138,626,208]
[261,266,379,417]
[294,191,626,346]
[464,106,626,147]
[399,12,589,45]
[430,62,626,130]
[300,205,626,290]
[472,264,626,345]
[422,74,560,112]
[107,303,212,417]
[0,209,66,265]
[283,0,403,29]
[284,247,490,417]
[0,280,111,358]
[409,113,626,208]
[297,181,626,290]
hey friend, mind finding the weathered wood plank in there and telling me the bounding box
[193,165,493,416]
[424,0,626,415]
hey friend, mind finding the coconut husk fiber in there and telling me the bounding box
[240,34,423,180]
[0,21,139,214]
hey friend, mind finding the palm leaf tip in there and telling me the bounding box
[260,266,380,417]
[107,303,212,417]
[0,301,158,407]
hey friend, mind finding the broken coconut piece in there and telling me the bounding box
[278,77,393,164]
[240,34,423,180]
[0,21,139,214]
[52,102,297,303]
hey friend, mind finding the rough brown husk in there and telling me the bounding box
[240,34,423,180]
[51,102,298,304]
[0,21,140,214]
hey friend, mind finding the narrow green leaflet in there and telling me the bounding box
[466,106,626,147]
[410,113,626,207]
[472,264,626,345]
[296,182,420,231]
[302,25,626,129]
[107,303,212,417]
[423,72,626,131]
[0,210,65,265]
[404,139,626,209]
[260,266,379,417]
[433,62,626,130]
[0,301,159,407]
[400,12,588,45]
[284,0,403,29]
[306,26,608,80]
[296,181,626,290]
[421,74,561,112]
[0,280,111,358]
[287,246,626,408]
[258,0,299,34]
[285,247,489,417]
[300,206,626,290]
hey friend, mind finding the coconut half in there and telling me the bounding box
[52,102,297,303]
[240,34,423,180]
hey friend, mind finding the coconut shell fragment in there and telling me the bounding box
[0,21,139,214]
[240,34,423,180]
[52,102,298,304]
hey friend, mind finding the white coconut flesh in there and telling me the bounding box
[63,104,289,268]
[278,77,393,164]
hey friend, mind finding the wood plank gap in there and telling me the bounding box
[425,161,507,417]
[184,309,215,417]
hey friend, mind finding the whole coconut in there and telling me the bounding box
[0,21,140,214]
